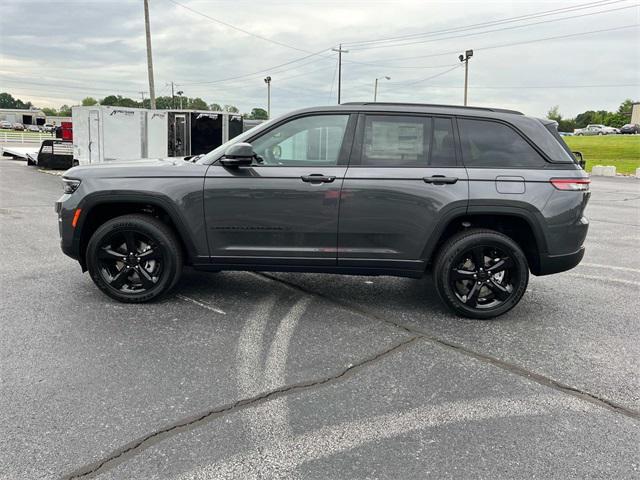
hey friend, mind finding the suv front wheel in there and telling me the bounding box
[434,229,529,319]
[86,214,183,303]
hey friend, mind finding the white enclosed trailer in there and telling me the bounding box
[72,106,168,165]
[72,106,243,165]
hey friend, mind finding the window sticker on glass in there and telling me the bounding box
[363,116,430,166]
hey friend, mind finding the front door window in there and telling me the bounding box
[251,115,349,166]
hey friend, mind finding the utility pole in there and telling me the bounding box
[143,0,156,109]
[458,49,473,106]
[374,76,391,102]
[170,81,175,108]
[264,76,271,119]
[139,91,146,106]
[331,44,348,104]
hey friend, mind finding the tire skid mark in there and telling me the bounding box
[62,337,419,479]
[568,273,640,287]
[235,296,311,480]
[179,394,599,480]
[258,272,640,420]
[176,294,226,315]
[579,263,640,274]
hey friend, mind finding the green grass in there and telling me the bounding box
[563,135,640,175]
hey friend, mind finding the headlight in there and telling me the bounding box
[62,177,81,194]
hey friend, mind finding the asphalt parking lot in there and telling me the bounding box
[1,158,638,479]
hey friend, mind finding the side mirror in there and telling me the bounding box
[220,143,254,167]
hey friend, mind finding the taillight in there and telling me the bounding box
[550,178,590,191]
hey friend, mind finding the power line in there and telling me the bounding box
[185,63,337,91]
[351,23,640,64]
[166,0,329,56]
[386,65,463,88]
[343,0,624,46]
[327,59,339,104]
[177,48,333,86]
[348,3,638,51]
[182,15,636,84]
[0,76,146,95]
[404,83,640,89]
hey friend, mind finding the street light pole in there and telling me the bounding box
[143,0,156,109]
[458,49,473,106]
[331,44,349,104]
[264,76,271,119]
[373,76,391,102]
[176,90,184,109]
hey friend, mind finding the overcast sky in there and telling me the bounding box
[1,0,638,117]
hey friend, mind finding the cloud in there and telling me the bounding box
[0,0,638,116]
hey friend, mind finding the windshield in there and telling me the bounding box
[197,117,278,165]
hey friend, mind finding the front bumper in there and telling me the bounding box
[55,196,80,261]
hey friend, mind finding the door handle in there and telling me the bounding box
[301,174,336,183]
[423,175,458,185]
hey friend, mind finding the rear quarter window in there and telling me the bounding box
[458,118,546,168]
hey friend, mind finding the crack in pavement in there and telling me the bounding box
[62,268,638,478]
[257,272,640,421]
[62,335,420,479]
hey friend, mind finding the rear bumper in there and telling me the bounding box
[536,246,585,276]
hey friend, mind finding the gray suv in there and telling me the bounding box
[56,103,590,319]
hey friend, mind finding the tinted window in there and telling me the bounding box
[431,117,456,166]
[252,115,348,166]
[459,119,545,168]
[362,116,431,166]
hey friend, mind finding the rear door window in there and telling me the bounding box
[362,115,430,166]
[458,118,546,168]
[431,117,456,166]
[360,115,457,167]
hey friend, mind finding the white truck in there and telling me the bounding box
[72,106,244,165]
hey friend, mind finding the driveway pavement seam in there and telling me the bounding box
[62,335,421,479]
[257,272,640,421]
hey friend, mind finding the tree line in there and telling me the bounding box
[547,99,636,132]
[0,92,269,120]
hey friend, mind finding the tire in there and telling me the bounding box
[433,229,529,320]
[86,214,183,303]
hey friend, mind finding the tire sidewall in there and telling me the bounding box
[435,231,529,319]
[87,216,180,302]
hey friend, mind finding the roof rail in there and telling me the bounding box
[341,102,523,115]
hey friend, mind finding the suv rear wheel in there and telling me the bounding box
[86,214,183,303]
[434,229,529,319]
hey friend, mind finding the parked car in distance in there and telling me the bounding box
[619,123,640,134]
[574,123,618,135]
[0,120,12,129]
[56,102,590,319]
[12,123,24,131]
[26,125,41,132]
[575,124,606,135]
[43,123,55,133]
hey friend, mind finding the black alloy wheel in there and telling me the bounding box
[86,214,183,303]
[96,230,163,294]
[449,245,517,310]
[434,229,529,319]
